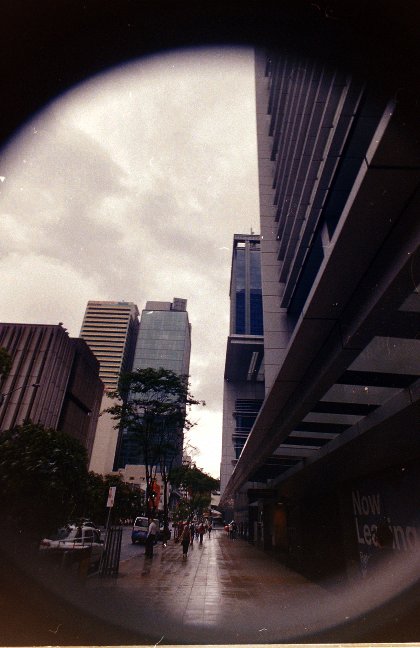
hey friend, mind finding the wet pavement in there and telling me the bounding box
[4,527,420,645]
[77,528,364,644]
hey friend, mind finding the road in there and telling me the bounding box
[119,525,145,561]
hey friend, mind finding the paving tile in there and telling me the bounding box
[80,529,350,644]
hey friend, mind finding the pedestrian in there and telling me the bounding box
[230,520,237,540]
[198,521,205,545]
[208,521,212,538]
[177,520,183,543]
[162,525,170,548]
[189,522,195,546]
[180,523,191,559]
[145,517,158,558]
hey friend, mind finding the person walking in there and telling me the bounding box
[198,521,205,545]
[208,520,213,539]
[145,517,158,558]
[180,523,191,560]
[189,522,195,547]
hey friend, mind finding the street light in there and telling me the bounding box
[0,383,40,406]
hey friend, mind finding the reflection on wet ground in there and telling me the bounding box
[82,529,336,644]
[8,526,417,644]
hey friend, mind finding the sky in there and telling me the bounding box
[0,46,259,478]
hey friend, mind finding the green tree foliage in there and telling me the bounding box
[170,464,219,515]
[170,463,219,495]
[106,367,204,527]
[0,423,89,539]
[84,472,144,525]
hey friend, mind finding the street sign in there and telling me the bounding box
[107,486,116,508]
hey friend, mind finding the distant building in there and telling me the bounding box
[80,301,139,391]
[117,298,191,472]
[0,323,103,461]
[79,301,139,475]
[132,298,191,376]
[220,234,265,501]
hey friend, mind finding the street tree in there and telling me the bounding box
[0,422,89,541]
[84,472,145,525]
[106,367,204,534]
[170,463,219,517]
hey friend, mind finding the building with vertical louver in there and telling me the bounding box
[220,49,420,580]
[0,323,103,461]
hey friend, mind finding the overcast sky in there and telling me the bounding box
[0,46,259,478]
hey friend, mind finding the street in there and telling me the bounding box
[119,525,145,561]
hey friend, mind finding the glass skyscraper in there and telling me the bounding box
[117,298,191,469]
[220,234,265,501]
[230,235,263,336]
[132,298,191,377]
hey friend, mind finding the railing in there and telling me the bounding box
[99,526,123,577]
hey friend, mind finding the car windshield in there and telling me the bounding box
[53,526,72,540]
[61,527,82,541]
[134,518,149,528]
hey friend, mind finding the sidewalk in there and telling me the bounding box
[79,529,350,644]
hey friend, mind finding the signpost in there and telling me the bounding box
[105,486,116,534]
[100,486,122,577]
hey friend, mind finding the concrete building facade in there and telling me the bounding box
[221,50,420,582]
[0,323,103,461]
[80,301,139,475]
[80,301,139,392]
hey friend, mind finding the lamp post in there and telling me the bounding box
[0,382,40,406]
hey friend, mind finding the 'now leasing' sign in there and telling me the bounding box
[351,465,420,575]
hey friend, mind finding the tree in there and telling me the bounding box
[0,423,89,541]
[170,464,219,517]
[156,418,184,535]
[106,367,204,534]
[84,472,145,525]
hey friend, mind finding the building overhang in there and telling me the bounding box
[221,107,420,506]
[224,335,264,382]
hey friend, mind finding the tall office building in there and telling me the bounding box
[0,323,103,461]
[220,50,420,578]
[80,301,139,474]
[80,301,139,391]
[220,235,265,500]
[117,298,191,471]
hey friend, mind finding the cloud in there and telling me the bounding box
[0,46,257,477]
[0,253,102,333]
[187,406,223,477]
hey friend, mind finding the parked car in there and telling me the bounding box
[39,524,104,571]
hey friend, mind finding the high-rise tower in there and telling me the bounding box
[117,298,191,471]
[80,300,139,474]
[220,235,265,501]
[80,301,139,391]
